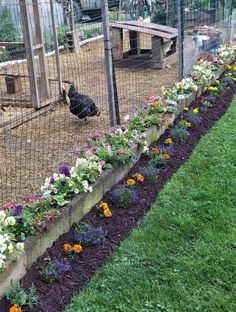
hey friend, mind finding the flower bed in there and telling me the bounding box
[1,41,236,309]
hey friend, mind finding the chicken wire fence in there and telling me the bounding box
[0,0,234,207]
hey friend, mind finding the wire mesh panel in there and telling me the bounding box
[0,0,234,207]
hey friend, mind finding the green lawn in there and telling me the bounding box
[65,99,236,312]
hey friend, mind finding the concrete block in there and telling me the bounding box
[0,253,27,298]
[69,178,104,225]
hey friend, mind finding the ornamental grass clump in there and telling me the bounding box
[6,283,38,311]
[169,125,190,142]
[74,222,107,246]
[39,259,71,283]
[110,185,138,209]
[139,164,158,182]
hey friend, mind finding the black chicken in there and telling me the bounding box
[65,84,100,123]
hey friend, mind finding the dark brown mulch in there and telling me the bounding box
[0,83,235,312]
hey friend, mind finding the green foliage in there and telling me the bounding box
[96,145,113,163]
[0,7,19,42]
[188,0,209,10]
[6,283,38,309]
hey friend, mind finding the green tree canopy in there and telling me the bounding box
[0,6,19,42]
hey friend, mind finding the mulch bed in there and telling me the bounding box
[0,83,235,312]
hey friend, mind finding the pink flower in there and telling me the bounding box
[73,146,80,156]
[99,160,105,168]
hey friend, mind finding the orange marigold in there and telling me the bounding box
[9,305,22,312]
[99,202,109,210]
[63,244,72,252]
[151,147,160,154]
[127,179,135,186]
[133,173,145,182]
[73,244,83,253]
[104,208,112,218]
[163,153,170,160]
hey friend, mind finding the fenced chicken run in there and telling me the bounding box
[0,0,234,206]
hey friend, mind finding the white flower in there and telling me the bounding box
[124,114,130,122]
[0,258,5,269]
[0,211,6,223]
[4,216,16,226]
[16,242,24,251]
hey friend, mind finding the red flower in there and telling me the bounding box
[162,118,167,124]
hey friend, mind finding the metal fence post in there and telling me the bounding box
[102,0,120,127]
[177,0,185,80]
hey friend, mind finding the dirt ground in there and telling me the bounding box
[0,35,178,206]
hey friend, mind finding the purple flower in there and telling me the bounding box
[50,177,55,184]
[12,205,23,216]
[59,164,71,177]
[131,155,139,164]
[16,218,24,225]
[142,102,148,109]
[128,141,137,150]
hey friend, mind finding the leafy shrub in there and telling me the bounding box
[110,185,138,209]
[6,283,38,309]
[74,222,106,246]
[39,259,71,283]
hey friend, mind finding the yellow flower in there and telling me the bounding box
[160,86,165,93]
[215,80,220,84]
[99,202,109,210]
[164,138,173,144]
[233,78,236,82]
[193,108,199,114]
[9,305,22,312]
[227,65,232,70]
[185,121,192,128]
[73,244,83,253]
[153,101,159,107]
[178,82,184,89]
[183,107,189,111]
[63,244,72,252]
[233,67,236,71]
[104,209,112,218]
[208,86,218,91]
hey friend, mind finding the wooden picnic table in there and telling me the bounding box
[109,21,178,69]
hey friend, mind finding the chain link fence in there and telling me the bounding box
[0,0,234,207]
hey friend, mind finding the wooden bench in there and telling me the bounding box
[109,21,178,69]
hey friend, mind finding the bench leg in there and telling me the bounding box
[111,28,124,59]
